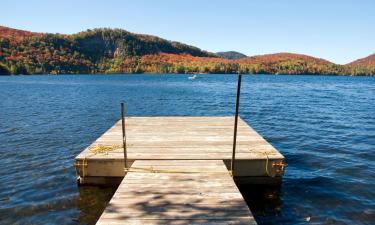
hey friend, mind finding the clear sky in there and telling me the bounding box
[1,0,374,64]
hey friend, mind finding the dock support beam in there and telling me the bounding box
[231,73,242,176]
[121,103,128,169]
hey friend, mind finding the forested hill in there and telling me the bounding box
[216,51,247,59]
[0,26,216,74]
[0,26,374,76]
[348,54,375,67]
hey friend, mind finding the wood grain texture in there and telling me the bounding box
[76,117,284,161]
[96,160,256,225]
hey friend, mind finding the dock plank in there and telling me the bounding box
[96,160,256,225]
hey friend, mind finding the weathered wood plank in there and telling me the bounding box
[96,160,256,225]
[76,117,283,163]
[97,217,253,225]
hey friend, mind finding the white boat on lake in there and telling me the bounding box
[188,74,197,80]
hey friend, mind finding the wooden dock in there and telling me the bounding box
[97,160,256,225]
[74,116,285,224]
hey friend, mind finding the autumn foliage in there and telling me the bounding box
[0,26,374,76]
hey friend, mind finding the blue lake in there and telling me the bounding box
[0,74,374,224]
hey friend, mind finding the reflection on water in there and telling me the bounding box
[75,186,117,225]
[239,184,282,223]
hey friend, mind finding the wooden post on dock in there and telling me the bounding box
[231,73,242,176]
[121,103,128,169]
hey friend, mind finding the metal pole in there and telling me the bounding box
[231,73,242,176]
[121,102,128,169]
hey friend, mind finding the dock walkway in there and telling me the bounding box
[97,160,256,225]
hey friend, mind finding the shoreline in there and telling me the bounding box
[1,73,374,77]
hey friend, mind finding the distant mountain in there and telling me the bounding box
[0,26,374,75]
[0,26,216,74]
[347,54,375,67]
[238,53,332,65]
[72,28,217,60]
[345,54,375,76]
[0,26,43,40]
[216,51,247,60]
[234,53,343,75]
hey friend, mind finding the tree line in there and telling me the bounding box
[0,28,374,76]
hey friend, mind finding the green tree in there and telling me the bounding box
[10,64,18,75]
[0,63,10,75]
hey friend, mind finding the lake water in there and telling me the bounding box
[0,74,374,224]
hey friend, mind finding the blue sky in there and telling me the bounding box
[1,0,374,64]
